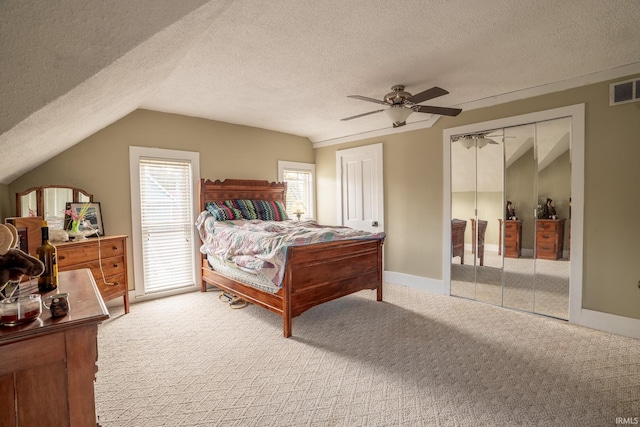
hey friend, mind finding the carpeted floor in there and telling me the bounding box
[95,283,639,426]
[452,250,570,319]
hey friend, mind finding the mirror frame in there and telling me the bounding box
[443,104,585,324]
[16,185,93,217]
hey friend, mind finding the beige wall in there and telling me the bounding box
[7,109,314,290]
[0,184,10,220]
[315,74,640,320]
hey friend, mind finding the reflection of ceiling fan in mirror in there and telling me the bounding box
[452,131,501,149]
[341,85,462,128]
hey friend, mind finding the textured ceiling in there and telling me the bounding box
[2,0,640,184]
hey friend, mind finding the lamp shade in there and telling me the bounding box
[385,106,412,125]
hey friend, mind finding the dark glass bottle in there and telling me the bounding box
[37,221,58,292]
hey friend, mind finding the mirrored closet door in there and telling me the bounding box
[450,117,571,320]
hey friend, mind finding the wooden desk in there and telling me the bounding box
[0,269,109,427]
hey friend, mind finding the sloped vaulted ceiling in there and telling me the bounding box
[2,0,640,184]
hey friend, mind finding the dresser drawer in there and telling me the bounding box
[96,273,126,300]
[504,231,518,242]
[537,242,557,254]
[504,242,519,252]
[505,221,520,232]
[58,255,125,278]
[537,232,557,244]
[56,238,125,267]
[537,221,559,232]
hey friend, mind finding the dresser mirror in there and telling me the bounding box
[450,116,571,320]
[16,185,93,227]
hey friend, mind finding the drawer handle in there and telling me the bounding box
[112,246,119,251]
[113,263,119,268]
[505,233,512,238]
[542,234,550,238]
[542,246,550,250]
[59,255,66,261]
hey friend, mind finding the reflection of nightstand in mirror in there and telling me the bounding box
[55,235,129,313]
[499,219,522,258]
[536,219,565,260]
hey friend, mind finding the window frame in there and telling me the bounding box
[278,160,316,220]
[129,146,201,301]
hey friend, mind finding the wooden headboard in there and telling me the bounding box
[199,179,287,213]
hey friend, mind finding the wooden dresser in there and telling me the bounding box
[501,219,523,258]
[55,235,129,313]
[536,219,565,260]
[0,269,109,427]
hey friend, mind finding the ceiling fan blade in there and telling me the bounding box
[405,86,449,104]
[413,105,462,117]
[347,95,389,106]
[341,109,385,121]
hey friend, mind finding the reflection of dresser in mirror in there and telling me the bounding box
[498,219,523,258]
[536,219,565,260]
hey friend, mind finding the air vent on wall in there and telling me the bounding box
[610,78,640,106]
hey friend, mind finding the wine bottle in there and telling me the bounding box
[37,221,58,292]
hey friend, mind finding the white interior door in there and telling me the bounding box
[336,143,383,233]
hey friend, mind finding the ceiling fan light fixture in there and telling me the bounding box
[476,137,496,149]
[385,106,412,125]
[459,136,475,149]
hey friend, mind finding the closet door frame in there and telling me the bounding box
[443,104,584,323]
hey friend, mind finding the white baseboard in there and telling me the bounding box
[577,308,640,340]
[383,270,445,294]
[384,269,640,340]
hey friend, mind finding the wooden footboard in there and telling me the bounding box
[201,237,383,337]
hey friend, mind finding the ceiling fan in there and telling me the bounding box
[341,84,462,128]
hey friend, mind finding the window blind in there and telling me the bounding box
[283,168,313,220]
[138,158,195,293]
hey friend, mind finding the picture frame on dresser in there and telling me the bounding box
[64,202,105,235]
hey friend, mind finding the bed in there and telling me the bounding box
[197,178,385,337]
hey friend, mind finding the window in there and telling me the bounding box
[130,147,200,298]
[278,161,315,220]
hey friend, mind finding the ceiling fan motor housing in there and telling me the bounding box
[384,85,411,105]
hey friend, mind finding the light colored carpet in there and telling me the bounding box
[452,250,570,319]
[95,284,639,426]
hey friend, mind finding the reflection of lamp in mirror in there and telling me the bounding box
[293,201,306,220]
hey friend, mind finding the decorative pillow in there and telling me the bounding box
[252,200,289,221]
[225,200,258,220]
[205,201,244,221]
[206,200,289,221]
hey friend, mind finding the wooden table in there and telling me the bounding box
[0,269,109,427]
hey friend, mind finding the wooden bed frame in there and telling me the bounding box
[198,178,384,337]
